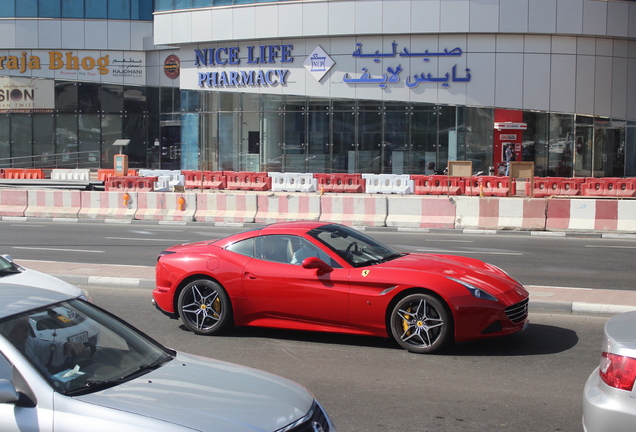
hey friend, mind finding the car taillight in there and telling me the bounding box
[599,352,636,391]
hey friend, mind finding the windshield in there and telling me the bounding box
[0,256,21,276]
[308,224,404,267]
[0,299,174,396]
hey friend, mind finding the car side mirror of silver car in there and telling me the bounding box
[301,257,334,275]
[0,379,20,404]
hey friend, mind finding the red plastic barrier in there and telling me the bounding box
[526,177,584,197]
[411,175,465,195]
[583,177,636,197]
[182,170,227,189]
[4,168,44,179]
[0,169,4,179]
[411,175,433,195]
[224,171,271,191]
[98,169,138,181]
[105,176,157,192]
[314,174,365,193]
[465,176,515,197]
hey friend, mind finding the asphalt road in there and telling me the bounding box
[2,219,635,290]
[87,282,605,432]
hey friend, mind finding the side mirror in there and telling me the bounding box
[0,379,20,404]
[301,257,334,275]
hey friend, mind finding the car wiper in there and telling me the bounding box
[0,268,21,276]
[377,253,405,264]
[66,356,172,395]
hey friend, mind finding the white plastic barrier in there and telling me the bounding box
[362,174,414,194]
[138,170,185,192]
[51,169,91,181]
[268,172,318,192]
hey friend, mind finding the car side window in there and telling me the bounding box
[0,352,11,380]
[226,238,256,258]
[255,236,294,264]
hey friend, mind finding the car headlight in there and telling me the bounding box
[446,277,498,302]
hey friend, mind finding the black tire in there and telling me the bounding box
[177,279,232,335]
[389,293,453,354]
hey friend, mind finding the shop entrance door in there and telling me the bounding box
[160,125,181,170]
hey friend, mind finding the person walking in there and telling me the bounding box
[504,144,515,176]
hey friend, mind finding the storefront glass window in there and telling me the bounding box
[547,113,573,177]
[411,106,438,175]
[626,123,636,177]
[78,83,101,113]
[55,114,79,156]
[101,85,124,114]
[306,98,330,174]
[456,106,493,175]
[522,111,548,176]
[357,101,382,174]
[332,100,355,174]
[55,82,78,113]
[32,114,55,168]
[123,114,148,167]
[10,115,32,158]
[0,115,11,163]
[154,0,173,12]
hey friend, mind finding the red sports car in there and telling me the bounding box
[152,221,529,353]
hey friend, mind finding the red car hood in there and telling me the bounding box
[374,253,522,296]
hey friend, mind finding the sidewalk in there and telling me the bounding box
[16,259,636,316]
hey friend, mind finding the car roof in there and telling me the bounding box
[0,284,76,320]
[259,221,331,235]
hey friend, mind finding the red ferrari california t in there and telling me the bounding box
[152,221,529,353]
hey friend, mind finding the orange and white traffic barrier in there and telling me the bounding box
[319,194,387,227]
[25,190,81,219]
[255,193,321,224]
[79,191,137,220]
[194,192,258,224]
[386,196,456,229]
[0,190,28,217]
[135,192,196,222]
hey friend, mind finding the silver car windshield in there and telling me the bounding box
[0,299,174,396]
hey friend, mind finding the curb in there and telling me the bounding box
[51,274,636,317]
[52,274,156,289]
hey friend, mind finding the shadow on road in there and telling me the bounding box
[448,323,578,356]
[179,322,578,356]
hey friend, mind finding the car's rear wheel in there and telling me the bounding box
[177,279,232,335]
[389,293,453,353]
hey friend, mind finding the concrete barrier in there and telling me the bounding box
[79,191,137,220]
[546,199,636,232]
[255,193,321,224]
[0,190,28,217]
[319,194,387,227]
[386,196,456,228]
[455,197,547,230]
[194,192,258,224]
[25,190,81,218]
[135,192,196,222]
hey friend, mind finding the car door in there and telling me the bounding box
[0,349,53,432]
[242,235,350,326]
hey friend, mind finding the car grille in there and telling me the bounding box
[505,298,529,323]
[276,400,331,432]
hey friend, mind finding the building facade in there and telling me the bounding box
[1,0,636,178]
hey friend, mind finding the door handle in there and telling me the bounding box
[245,272,257,280]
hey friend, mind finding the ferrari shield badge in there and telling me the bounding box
[361,270,370,277]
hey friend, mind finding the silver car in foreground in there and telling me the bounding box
[583,311,636,432]
[0,284,335,432]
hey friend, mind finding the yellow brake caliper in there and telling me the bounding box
[402,307,412,335]
[212,297,221,318]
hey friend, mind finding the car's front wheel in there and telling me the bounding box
[177,279,232,335]
[389,293,453,353]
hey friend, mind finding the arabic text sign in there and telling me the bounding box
[346,42,472,89]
